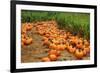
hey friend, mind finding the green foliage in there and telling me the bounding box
[21,10,90,40]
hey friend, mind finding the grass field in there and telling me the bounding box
[21,10,90,40]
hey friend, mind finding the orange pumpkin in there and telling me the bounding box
[38,30,44,35]
[49,54,57,61]
[56,51,60,56]
[21,29,26,34]
[26,24,33,31]
[41,57,51,62]
[43,38,50,45]
[56,44,66,50]
[42,37,48,41]
[84,40,89,47]
[49,50,60,56]
[71,38,78,44]
[68,46,76,53]
[84,47,90,53]
[24,38,33,45]
[49,50,57,55]
[76,43,83,49]
[82,49,87,56]
[66,44,71,51]
[52,39,59,44]
[49,43,57,49]
[21,34,27,39]
[74,49,84,59]
[66,32,71,36]
[78,39,83,44]
[22,38,26,43]
[44,33,50,37]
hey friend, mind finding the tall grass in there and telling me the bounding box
[21,10,90,40]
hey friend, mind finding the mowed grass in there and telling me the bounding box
[21,10,90,40]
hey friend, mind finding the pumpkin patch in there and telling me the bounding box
[21,21,90,63]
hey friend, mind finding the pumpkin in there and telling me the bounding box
[52,39,59,44]
[82,49,87,56]
[56,44,66,50]
[78,39,83,44]
[84,40,89,47]
[43,38,49,45]
[24,38,33,45]
[44,33,50,38]
[26,24,33,31]
[71,38,78,44]
[21,29,26,34]
[43,23,47,26]
[76,43,83,49]
[41,57,51,62]
[21,34,27,39]
[22,38,26,43]
[68,46,76,53]
[66,44,71,51]
[66,32,71,35]
[49,43,57,49]
[84,47,90,53]
[38,30,44,35]
[42,37,48,41]
[74,49,84,59]
[49,50,60,56]
[43,40,50,45]
[49,54,57,61]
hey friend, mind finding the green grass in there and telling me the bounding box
[21,10,90,40]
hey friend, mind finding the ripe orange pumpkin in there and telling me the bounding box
[49,50,60,56]
[49,50,57,55]
[49,54,57,61]
[49,43,57,49]
[22,38,26,43]
[68,46,76,53]
[38,30,44,35]
[66,32,71,36]
[76,43,83,49]
[41,57,51,62]
[52,39,59,44]
[44,33,50,38]
[84,47,90,53]
[56,44,66,50]
[43,38,50,45]
[66,44,71,51]
[21,29,26,34]
[74,49,84,59]
[84,40,89,47]
[26,24,33,31]
[42,37,48,41]
[71,38,78,44]
[82,49,87,56]
[21,34,27,39]
[78,39,83,44]
[24,38,33,45]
